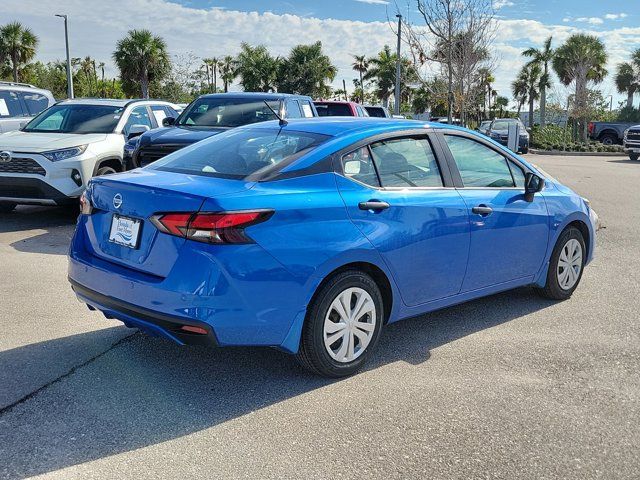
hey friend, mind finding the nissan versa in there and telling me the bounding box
[68,118,598,377]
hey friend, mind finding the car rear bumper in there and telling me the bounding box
[68,216,308,350]
[70,279,218,346]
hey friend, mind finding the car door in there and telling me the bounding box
[335,132,470,307]
[439,131,550,292]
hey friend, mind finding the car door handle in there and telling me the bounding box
[472,205,493,216]
[359,200,390,211]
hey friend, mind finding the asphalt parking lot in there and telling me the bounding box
[0,154,638,479]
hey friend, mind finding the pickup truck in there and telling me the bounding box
[623,125,640,160]
[588,121,638,145]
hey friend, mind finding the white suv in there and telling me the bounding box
[0,82,55,133]
[0,98,179,212]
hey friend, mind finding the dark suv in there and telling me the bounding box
[131,92,317,168]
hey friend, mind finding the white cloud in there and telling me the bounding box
[604,13,628,20]
[493,0,515,9]
[575,17,604,25]
[0,0,637,107]
[354,0,389,4]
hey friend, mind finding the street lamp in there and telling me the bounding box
[55,14,74,99]
[394,14,402,115]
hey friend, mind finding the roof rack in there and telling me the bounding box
[0,81,37,88]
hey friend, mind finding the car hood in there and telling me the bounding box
[0,130,108,152]
[139,125,229,147]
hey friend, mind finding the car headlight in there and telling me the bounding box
[42,145,88,162]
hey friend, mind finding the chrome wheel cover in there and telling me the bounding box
[557,238,583,290]
[323,287,376,363]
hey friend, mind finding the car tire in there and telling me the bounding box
[536,227,586,301]
[521,147,529,154]
[96,166,117,176]
[296,270,384,378]
[629,153,639,161]
[0,201,17,213]
[600,134,617,145]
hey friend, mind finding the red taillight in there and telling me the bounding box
[180,325,208,335]
[150,210,273,244]
[79,191,93,215]
[588,122,594,134]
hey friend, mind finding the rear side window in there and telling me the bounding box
[341,146,380,187]
[300,100,314,118]
[123,106,152,134]
[366,107,385,118]
[150,105,168,125]
[150,128,329,179]
[444,135,515,188]
[370,137,443,188]
[19,92,49,116]
[0,90,25,117]
[315,103,351,116]
[285,99,302,118]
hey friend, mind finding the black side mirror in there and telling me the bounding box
[524,172,545,202]
[162,116,176,127]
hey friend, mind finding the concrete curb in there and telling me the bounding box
[529,149,626,157]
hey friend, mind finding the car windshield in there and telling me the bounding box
[149,128,330,179]
[315,103,352,116]
[492,120,518,130]
[23,104,124,133]
[176,97,279,128]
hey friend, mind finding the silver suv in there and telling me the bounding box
[0,82,55,133]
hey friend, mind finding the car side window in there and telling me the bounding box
[285,99,302,118]
[18,92,49,116]
[508,161,526,187]
[150,105,168,126]
[0,90,25,117]
[369,137,443,188]
[300,100,314,118]
[444,135,515,188]
[341,146,381,187]
[123,106,152,134]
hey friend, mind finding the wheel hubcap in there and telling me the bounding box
[323,287,376,363]
[557,238,583,290]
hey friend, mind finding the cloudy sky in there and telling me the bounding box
[2,0,639,107]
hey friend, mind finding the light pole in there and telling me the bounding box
[55,14,74,99]
[394,14,402,115]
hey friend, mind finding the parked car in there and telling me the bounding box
[0,82,55,133]
[314,101,369,117]
[364,105,391,118]
[0,98,178,212]
[588,121,637,145]
[477,120,492,135]
[68,117,597,377]
[623,125,640,160]
[487,118,529,153]
[132,93,317,168]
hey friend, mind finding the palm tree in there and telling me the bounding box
[364,46,396,107]
[0,22,38,82]
[495,96,509,117]
[477,67,495,118]
[236,43,279,92]
[219,56,237,93]
[614,49,640,109]
[523,36,554,127]
[553,34,607,142]
[113,29,170,98]
[511,74,528,116]
[351,54,368,103]
[523,63,541,128]
[276,42,337,98]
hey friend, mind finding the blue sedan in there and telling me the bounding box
[68,118,597,377]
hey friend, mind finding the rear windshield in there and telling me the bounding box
[365,107,386,118]
[149,128,330,179]
[176,97,280,128]
[23,104,123,133]
[315,103,352,117]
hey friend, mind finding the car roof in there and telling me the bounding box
[0,82,53,96]
[56,98,176,107]
[197,92,311,100]
[240,116,464,137]
[314,100,358,106]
